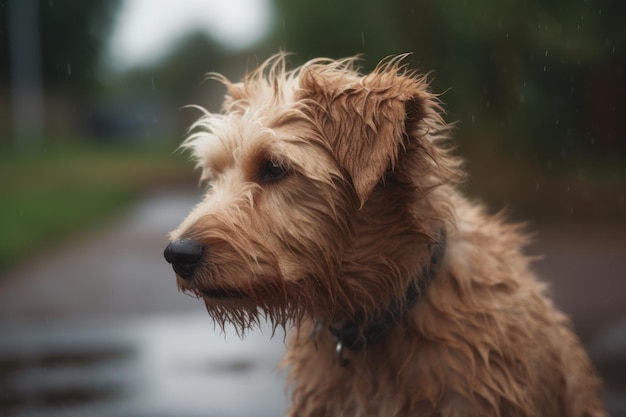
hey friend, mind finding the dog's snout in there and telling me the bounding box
[164,238,204,280]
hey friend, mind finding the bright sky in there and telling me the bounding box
[106,0,273,71]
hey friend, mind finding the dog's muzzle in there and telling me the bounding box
[164,238,204,280]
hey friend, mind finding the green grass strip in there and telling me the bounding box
[0,143,193,272]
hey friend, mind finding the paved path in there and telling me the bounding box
[0,189,288,417]
[0,190,624,415]
[0,189,203,321]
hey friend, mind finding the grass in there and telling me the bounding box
[0,142,194,272]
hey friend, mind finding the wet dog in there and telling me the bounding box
[165,54,606,416]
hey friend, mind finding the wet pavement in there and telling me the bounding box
[0,191,203,321]
[0,189,625,416]
[0,190,289,417]
[0,316,287,417]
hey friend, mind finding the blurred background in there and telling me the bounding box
[0,0,625,416]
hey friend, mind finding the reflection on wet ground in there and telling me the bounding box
[1,189,625,415]
[3,315,626,417]
[0,314,288,417]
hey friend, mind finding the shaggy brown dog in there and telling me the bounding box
[164,54,606,416]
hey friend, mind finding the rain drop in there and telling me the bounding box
[545,50,548,57]
[67,63,72,75]
[151,77,155,90]
[543,65,547,72]
[361,32,365,47]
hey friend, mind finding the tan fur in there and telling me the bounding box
[168,53,606,416]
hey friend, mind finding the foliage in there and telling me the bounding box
[0,0,121,94]
[267,0,626,168]
[114,32,233,113]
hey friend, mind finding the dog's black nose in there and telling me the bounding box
[164,238,204,280]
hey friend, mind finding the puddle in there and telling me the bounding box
[0,313,288,417]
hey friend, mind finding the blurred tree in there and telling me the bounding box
[0,0,121,94]
[269,0,414,64]
[267,0,626,169]
[0,0,122,145]
[120,32,228,108]
[111,31,254,135]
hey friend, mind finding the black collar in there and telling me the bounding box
[327,229,447,366]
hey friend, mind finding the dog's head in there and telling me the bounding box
[165,53,461,332]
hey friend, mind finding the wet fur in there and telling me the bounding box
[169,53,606,416]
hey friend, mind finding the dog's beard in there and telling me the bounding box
[177,230,344,335]
[180,275,317,336]
[203,296,302,336]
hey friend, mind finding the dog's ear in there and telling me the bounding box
[298,67,428,206]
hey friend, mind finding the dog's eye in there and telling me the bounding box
[260,159,288,183]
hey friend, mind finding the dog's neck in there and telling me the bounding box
[326,228,447,366]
